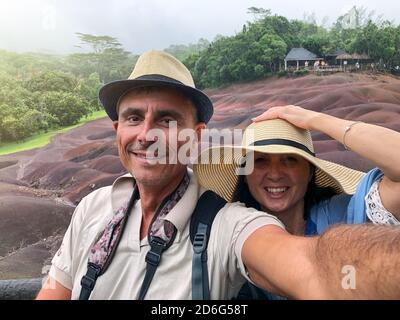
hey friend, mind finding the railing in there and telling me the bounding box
[285,64,375,73]
[0,278,43,300]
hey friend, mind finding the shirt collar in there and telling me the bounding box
[110,168,200,233]
[111,173,136,213]
[162,169,199,232]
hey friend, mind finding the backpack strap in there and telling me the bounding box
[79,173,190,300]
[79,187,139,300]
[137,188,179,300]
[190,191,227,300]
[79,187,226,300]
[234,281,268,300]
[137,236,169,300]
[79,263,102,300]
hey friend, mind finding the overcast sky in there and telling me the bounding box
[0,0,399,55]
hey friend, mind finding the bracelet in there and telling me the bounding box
[343,121,362,150]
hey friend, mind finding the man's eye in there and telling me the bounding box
[127,116,141,123]
[160,118,174,126]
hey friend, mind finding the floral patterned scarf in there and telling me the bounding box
[88,173,190,269]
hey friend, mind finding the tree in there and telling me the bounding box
[247,7,271,21]
[75,33,122,54]
[40,91,90,127]
[302,32,331,56]
[0,41,135,142]
[303,12,317,25]
[165,38,210,62]
[259,34,287,72]
[334,6,384,30]
[68,33,135,83]
[0,103,42,142]
[78,72,102,111]
[25,71,78,93]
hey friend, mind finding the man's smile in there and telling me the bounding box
[129,150,168,164]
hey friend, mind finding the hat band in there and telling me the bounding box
[135,74,184,85]
[250,139,315,156]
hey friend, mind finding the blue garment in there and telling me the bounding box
[263,168,384,300]
[306,168,383,236]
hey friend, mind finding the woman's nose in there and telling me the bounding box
[266,162,284,180]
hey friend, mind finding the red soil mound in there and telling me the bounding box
[86,155,126,174]
[0,195,73,257]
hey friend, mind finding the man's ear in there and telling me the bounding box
[195,122,206,141]
[113,121,119,131]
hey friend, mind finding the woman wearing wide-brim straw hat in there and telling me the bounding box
[194,105,400,299]
[194,105,400,236]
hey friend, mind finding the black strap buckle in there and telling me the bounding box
[145,250,161,266]
[145,237,167,266]
[80,263,101,290]
[193,232,207,253]
[193,223,208,254]
[150,237,168,247]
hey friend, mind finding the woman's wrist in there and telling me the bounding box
[308,112,331,132]
[309,113,353,145]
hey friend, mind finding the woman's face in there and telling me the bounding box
[245,152,312,216]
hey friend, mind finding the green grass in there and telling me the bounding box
[0,110,107,156]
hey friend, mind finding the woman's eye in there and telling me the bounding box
[282,156,298,164]
[254,157,267,164]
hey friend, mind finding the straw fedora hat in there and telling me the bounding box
[193,119,366,202]
[99,50,213,123]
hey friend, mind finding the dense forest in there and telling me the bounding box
[0,34,137,142]
[183,7,400,88]
[1,6,399,142]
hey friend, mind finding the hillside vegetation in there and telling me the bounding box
[183,7,400,88]
[0,34,137,143]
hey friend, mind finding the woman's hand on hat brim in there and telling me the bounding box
[252,105,320,130]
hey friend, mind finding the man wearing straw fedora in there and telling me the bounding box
[37,50,400,300]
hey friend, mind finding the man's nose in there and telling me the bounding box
[137,119,157,145]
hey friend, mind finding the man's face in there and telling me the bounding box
[113,87,204,187]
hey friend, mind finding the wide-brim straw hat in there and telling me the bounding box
[193,119,366,202]
[99,50,213,123]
